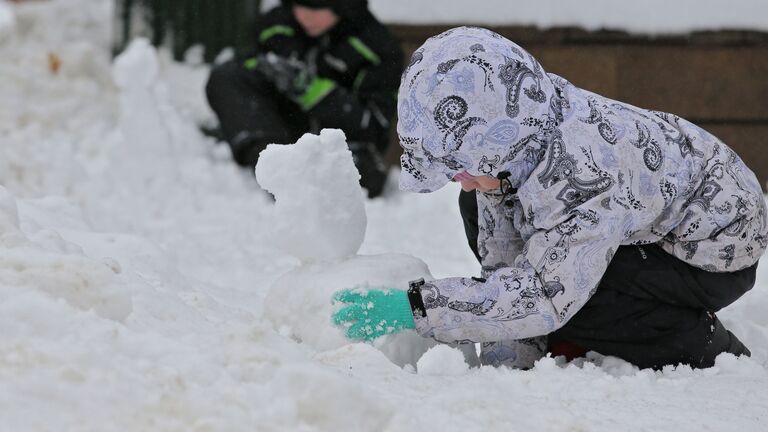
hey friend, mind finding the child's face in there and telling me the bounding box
[292,5,339,37]
[454,174,501,192]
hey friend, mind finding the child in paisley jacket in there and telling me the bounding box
[332,27,766,370]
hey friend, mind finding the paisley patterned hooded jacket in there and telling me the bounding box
[398,27,767,358]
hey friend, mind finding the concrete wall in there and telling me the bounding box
[386,25,768,189]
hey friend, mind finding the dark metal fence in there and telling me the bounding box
[113,0,261,62]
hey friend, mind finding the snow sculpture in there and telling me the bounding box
[111,38,176,183]
[257,129,437,367]
[255,129,367,263]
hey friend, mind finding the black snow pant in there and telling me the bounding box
[205,60,387,197]
[459,190,756,370]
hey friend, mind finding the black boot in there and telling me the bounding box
[348,141,388,198]
[229,131,279,168]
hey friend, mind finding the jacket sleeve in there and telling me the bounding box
[408,189,623,344]
[305,31,404,143]
[476,190,526,278]
[476,190,547,366]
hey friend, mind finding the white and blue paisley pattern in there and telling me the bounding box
[398,27,768,363]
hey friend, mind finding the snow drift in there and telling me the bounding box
[2,0,768,431]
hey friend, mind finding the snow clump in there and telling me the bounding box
[417,344,470,375]
[255,128,367,263]
[0,186,133,321]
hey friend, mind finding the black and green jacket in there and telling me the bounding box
[244,1,404,149]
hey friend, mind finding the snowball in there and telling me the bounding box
[417,344,469,376]
[597,354,639,377]
[112,38,159,89]
[255,129,367,263]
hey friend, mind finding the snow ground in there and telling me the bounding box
[1,1,767,431]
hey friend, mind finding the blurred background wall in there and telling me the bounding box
[113,0,262,62]
[113,0,768,188]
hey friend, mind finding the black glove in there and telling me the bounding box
[245,51,337,111]
[257,53,310,97]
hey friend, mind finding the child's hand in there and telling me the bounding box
[331,288,415,342]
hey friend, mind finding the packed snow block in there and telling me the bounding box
[264,253,437,367]
[255,129,367,263]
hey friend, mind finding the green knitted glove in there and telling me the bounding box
[332,288,416,342]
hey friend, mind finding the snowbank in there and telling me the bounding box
[2,0,768,431]
[1,186,132,321]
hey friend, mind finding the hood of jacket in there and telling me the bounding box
[282,0,369,21]
[398,26,570,193]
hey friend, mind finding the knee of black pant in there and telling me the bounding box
[230,144,260,168]
[206,61,272,107]
[710,261,758,310]
[206,61,238,103]
[229,133,268,168]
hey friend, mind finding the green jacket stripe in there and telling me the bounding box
[348,37,381,65]
[259,25,295,44]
